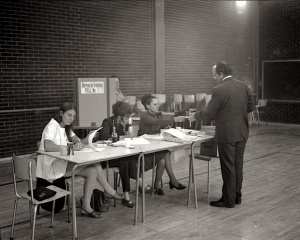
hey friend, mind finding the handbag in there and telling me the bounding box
[90,189,110,212]
[36,177,66,213]
[27,186,56,201]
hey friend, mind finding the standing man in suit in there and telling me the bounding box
[190,62,254,208]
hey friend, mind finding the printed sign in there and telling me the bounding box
[81,82,104,94]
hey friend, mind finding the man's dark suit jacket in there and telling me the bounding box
[195,77,255,144]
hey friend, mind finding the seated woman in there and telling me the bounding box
[36,102,123,218]
[138,94,187,195]
[93,101,136,208]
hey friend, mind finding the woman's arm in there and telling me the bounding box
[44,139,62,152]
[141,113,175,128]
[98,119,112,140]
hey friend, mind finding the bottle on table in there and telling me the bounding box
[112,120,118,143]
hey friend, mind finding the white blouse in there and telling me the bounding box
[36,118,75,180]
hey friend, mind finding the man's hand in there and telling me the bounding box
[174,116,186,122]
[189,112,196,122]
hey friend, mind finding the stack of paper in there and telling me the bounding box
[161,128,197,143]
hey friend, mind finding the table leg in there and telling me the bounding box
[192,150,198,209]
[135,153,143,225]
[72,166,78,239]
[142,154,145,223]
[187,152,192,206]
[187,142,198,208]
[151,153,155,197]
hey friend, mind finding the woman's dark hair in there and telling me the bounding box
[53,102,76,141]
[215,61,232,76]
[112,101,132,117]
[141,94,156,110]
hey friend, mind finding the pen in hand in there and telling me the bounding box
[77,138,84,150]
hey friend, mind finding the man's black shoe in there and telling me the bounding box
[210,199,235,208]
[236,198,242,204]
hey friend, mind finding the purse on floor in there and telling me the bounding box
[27,186,56,201]
[90,189,111,212]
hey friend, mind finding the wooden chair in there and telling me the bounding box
[124,96,137,111]
[10,155,71,240]
[136,100,145,112]
[255,99,268,126]
[124,95,136,105]
[183,94,196,110]
[195,93,206,110]
[173,94,183,111]
[174,115,186,129]
[204,94,212,107]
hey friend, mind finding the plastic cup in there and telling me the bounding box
[124,138,131,148]
[60,146,68,156]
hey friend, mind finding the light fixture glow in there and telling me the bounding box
[236,1,247,8]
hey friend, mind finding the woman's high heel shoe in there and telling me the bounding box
[138,186,154,194]
[169,182,186,190]
[81,207,102,218]
[154,188,165,196]
[122,199,135,208]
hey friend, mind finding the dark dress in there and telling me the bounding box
[138,111,175,171]
[93,116,134,192]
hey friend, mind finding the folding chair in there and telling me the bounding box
[255,99,268,126]
[10,155,71,240]
[173,94,183,111]
[189,121,218,193]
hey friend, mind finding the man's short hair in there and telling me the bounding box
[216,62,232,76]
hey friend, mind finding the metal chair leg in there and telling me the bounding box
[50,200,55,228]
[151,154,156,196]
[32,205,38,240]
[67,194,71,223]
[207,161,210,194]
[66,182,71,223]
[10,198,18,239]
[187,155,192,206]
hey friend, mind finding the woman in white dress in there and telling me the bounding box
[36,102,123,218]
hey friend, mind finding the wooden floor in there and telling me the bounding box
[1,122,300,240]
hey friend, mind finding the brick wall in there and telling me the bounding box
[259,0,300,124]
[1,0,155,158]
[266,102,300,124]
[165,0,255,96]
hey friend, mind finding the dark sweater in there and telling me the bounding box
[94,116,128,141]
[138,111,174,136]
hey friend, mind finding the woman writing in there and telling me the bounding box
[138,94,186,195]
[36,102,123,218]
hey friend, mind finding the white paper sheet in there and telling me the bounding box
[141,134,164,141]
[130,137,150,145]
[87,127,103,151]
[79,147,105,153]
